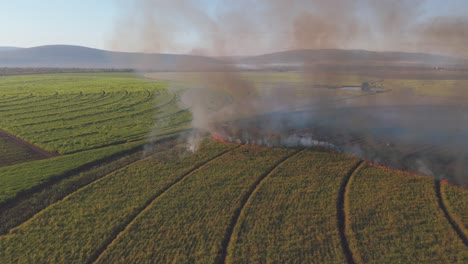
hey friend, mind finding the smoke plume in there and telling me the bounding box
[111,0,468,56]
[111,0,468,187]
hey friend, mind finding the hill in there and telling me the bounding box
[239,49,462,65]
[1,45,466,71]
[0,47,22,52]
[0,45,223,70]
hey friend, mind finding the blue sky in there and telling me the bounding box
[0,0,467,55]
[0,0,117,49]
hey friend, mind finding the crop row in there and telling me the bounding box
[1,140,467,263]
[18,91,164,131]
[95,145,296,263]
[0,140,234,263]
[441,183,468,242]
[0,140,145,204]
[2,90,117,119]
[0,74,185,154]
[346,164,467,263]
[225,150,359,263]
[0,147,145,235]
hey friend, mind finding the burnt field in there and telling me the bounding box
[213,103,468,187]
[165,71,468,188]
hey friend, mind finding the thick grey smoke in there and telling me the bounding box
[111,0,468,187]
[111,0,468,56]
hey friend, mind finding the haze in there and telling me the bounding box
[1,0,467,56]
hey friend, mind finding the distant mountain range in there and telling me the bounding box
[0,47,22,52]
[239,49,459,65]
[0,45,222,70]
[0,45,464,70]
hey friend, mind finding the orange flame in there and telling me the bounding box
[213,134,228,144]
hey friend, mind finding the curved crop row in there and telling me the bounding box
[0,92,84,114]
[0,145,151,235]
[346,164,467,263]
[0,95,23,103]
[440,182,468,245]
[0,74,173,154]
[95,146,297,263]
[3,90,132,127]
[3,91,106,120]
[0,95,37,108]
[14,91,151,130]
[0,140,234,263]
[0,96,57,110]
[9,90,126,123]
[226,151,360,264]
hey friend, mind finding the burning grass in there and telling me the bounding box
[207,102,468,188]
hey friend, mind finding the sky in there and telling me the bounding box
[0,0,117,49]
[0,0,467,56]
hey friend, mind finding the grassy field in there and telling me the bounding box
[346,165,467,263]
[0,140,144,204]
[96,145,296,263]
[0,140,234,263]
[146,71,468,98]
[0,73,189,154]
[441,183,468,239]
[226,150,360,263]
[0,72,466,263]
[0,72,190,208]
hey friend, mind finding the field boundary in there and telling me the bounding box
[0,141,181,235]
[220,148,305,264]
[89,145,241,264]
[337,159,364,264]
[435,180,468,246]
[0,128,58,159]
[0,135,178,213]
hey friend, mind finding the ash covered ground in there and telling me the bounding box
[196,80,468,187]
[149,72,468,187]
[213,103,468,187]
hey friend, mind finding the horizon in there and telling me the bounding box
[0,44,464,60]
[1,0,468,57]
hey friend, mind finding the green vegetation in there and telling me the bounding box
[0,140,234,263]
[346,164,467,263]
[0,68,132,76]
[0,73,190,154]
[0,142,164,235]
[0,73,190,214]
[2,140,465,263]
[0,140,143,204]
[147,71,468,99]
[441,183,468,237]
[96,146,296,263]
[0,72,466,263]
[227,150,359,263]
